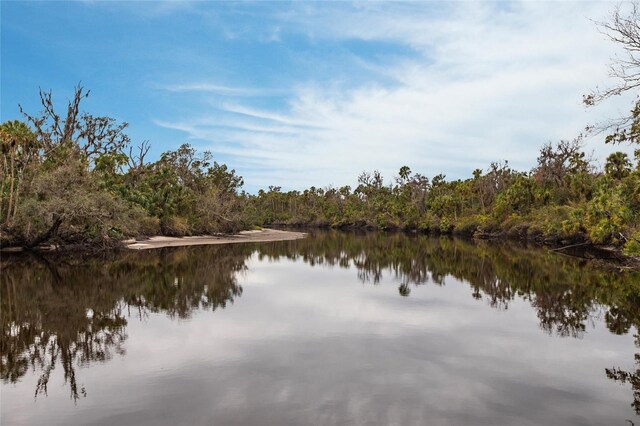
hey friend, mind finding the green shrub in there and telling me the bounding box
[138,215,161,236]
[439,216,453,234]
[454,215,483,235]
[585,184,629,244]
[623,231,640,256]
[418,212,439,232]
[160,216,190,237]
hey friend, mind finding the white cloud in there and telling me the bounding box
[162,83,286,97]
[157,2,637,191]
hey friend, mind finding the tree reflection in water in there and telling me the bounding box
[259,231,640,415]
[1,245,249,401]
[1,231,639,413]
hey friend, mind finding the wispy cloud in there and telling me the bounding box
[162,83,286,97]
[156,2,637,192]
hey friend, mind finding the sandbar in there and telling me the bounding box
[127,228,306,250]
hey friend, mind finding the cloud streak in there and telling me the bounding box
[156,2,636,192]
[163,83,286,97]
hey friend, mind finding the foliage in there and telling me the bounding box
[3,85,640,254]
[3,0,640,252]
[246,147,640,251]
[1,87,249,248]
[584,2,640,145]
[624,231,640,256]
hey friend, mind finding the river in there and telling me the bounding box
[1,231,639,425]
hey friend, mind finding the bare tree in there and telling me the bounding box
[585,2,640,144]
[127,140,151,170]
[19,84,131,162]
[533,138,591,188]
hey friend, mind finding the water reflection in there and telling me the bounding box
[269,232,640,417]
[1,231,639,420]
[261,232,640,337]
[1,246,248,401]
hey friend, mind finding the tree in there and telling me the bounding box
[0,121,37,225]
[19,84,130,163]
[397,166,411,184]
[207,162,244,194]
[585,2,640,144]
[534,139,587,188]
[605,151,632,179]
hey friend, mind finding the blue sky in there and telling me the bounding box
[1,1,635,192]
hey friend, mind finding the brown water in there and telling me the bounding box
[1,231,639,425]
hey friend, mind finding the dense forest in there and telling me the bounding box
[249,143,639,253]
[0,86,250,249]
[1,4,639,256]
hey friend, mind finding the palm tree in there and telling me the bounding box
[0,120,37,225]
[605,151,632,180]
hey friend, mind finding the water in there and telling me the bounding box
[1,231,639,425]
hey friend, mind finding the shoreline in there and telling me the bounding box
[2,227,637,271]
[268,224,640,271]
[126,228,307,250]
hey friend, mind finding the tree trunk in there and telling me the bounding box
[6,152,15,224]
[0,156,7,222]
[25,215,63,249]
[12,177,21,221]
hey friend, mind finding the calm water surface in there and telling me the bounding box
[1,232,639,425]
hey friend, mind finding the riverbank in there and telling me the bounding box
[268,224,640,271]
[126,228,307,250]
[0,228,307,253]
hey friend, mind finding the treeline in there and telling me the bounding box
[2,4,640,253]
[1,87,639,256]
[0,86,251,249]
[248,140,640,256]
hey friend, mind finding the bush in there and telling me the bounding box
[138,215,161,237]
[623,231,640,256]
[501,214,530,239]
[160,216,190,237]
[8,156,143,246]
[585,184,629,244]
[439,216,453,234]
[519,206,580,243]
[418,212,439,232]
[190,189,249,234]
[454,215,483,235]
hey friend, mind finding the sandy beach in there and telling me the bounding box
[126,228,307,250]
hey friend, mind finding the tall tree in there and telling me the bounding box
[605,151,632,179]
[585,2,640,144]
[0,120,37,225]
[19,84,130,163]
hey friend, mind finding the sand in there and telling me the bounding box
[126,228,307,250]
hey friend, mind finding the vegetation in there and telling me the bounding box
[248,2,640,257]
[248,143,640,255]
[2,90,639,256]
[1,3,640,256]
[0,86,250,249]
